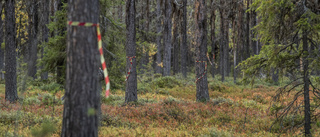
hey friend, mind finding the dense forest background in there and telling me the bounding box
[0,0,320,136]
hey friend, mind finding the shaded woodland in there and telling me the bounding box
[0,0,320,136]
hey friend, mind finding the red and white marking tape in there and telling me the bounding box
[195,61,207,83]
[68,21,110,97]
[125,56,136,81]
[206,53,213,66]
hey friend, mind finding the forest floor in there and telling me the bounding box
[0,75,319,137]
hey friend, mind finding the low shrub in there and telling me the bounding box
[151,76,181,89]
[211,97,233,106]
[200,127,232,137]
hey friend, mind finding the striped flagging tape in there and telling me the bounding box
[206,53,213,66]
[195,61,207,83]
[125,56,136,81]
[67,21,110,97]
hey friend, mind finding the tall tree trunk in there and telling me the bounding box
[302,30,311,136]
[57,0,66,85]
[232,17,237,84]
[195,0,209,102]
[210,0,215,78]
[163,0,172,76]
[219,9,225,82]
[251,10,257,55]
[27,0,39,79]
[245,0,250,59]
[180,0,187,78]
[155,0,162,74]
[125,0,138,103]
[5,0,18,102]
[0,2,4,80]
[40,0,49,80]
[224,19,230,77]
[172,4,179,75]
[61,0,100,136]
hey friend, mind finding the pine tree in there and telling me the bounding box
[125,0,138,103]
[61,0,100,136]
[195,0,209,102]
[5,0,18,102]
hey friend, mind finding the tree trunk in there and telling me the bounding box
[245,0,250,59]
[172,4,179,75]
[232,18,237,84]
[251,10,257,55]
[40,0,49,80]
[27,0,39,79]
[163,0,172,76]
[180,0,187,78]
[195,0,209,102]
[57,0,66,85]
[61,0,100,136]
[210,0,215,78]
[224,19,230,77]
[125,0,138,103]
[155,0,162,74]
[219,9,225,82]
[5,0,18,102]
[0,2,4,80]
[302,30,311,136]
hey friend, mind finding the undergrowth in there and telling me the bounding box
[0,74,319,136]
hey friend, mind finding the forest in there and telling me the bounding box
[0,0,320,136]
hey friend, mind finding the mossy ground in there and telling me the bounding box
[0,75,319,136]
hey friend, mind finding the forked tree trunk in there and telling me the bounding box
[125,0,138,103]
[195,0,209,102]
[5,0,18,102]
[61,0,100,136]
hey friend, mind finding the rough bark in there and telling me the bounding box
[210,0,215,78]
[219,8,225,82]
[180,0,187,78]
[232,17,237,84]
[57,0,66,85]
[5,0,18,102]
[125,0,138,103]
[27,0,39,79]
[155,0,162,74]
[251,10,257,55]
[302,30,311,136]
[195,0,209,102]
[61,0,100,136]
[172,3,179,75]
[245,0,250,59]
[163,0,172,76]
[224,19,230,77]
[40,0,49,80]
[0,2,4,80]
